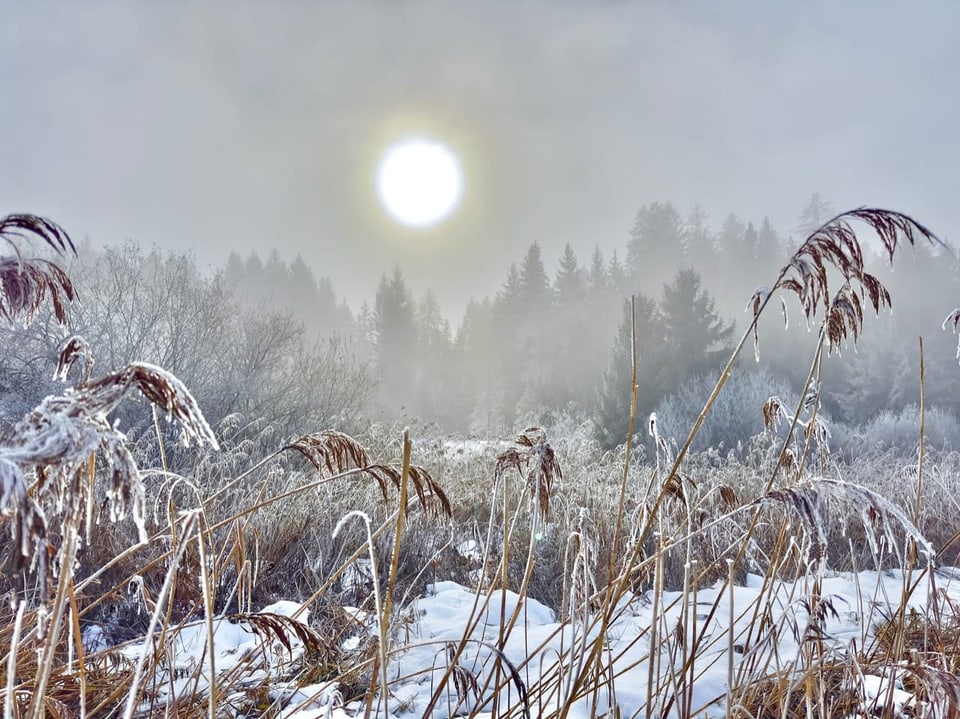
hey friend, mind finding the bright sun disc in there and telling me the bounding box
[376,139,463,228]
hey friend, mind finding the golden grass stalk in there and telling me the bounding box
[28,521,79,719]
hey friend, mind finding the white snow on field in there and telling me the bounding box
[375,571,960,719]
[122,567,960,718]
[119,600,319,716]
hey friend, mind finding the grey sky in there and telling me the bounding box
[2,1,957,315]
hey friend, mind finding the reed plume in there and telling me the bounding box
[0,213,76,327]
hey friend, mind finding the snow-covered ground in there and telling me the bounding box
[112,565,960,718]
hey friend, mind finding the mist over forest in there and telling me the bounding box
[7,6,960,714]
[4,194,957,463]
[3,3,959,460]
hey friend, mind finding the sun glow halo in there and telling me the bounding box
[376,139,463,228]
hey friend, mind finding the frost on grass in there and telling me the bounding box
[0,343,219,597]
[755,477,935,576]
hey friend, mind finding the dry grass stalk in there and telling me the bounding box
[233,610,329,659]
[1,347,219,598]
[9,207,960,719]
[746,207,940,359]
[495,427,562,518]
[944,307,960,363]
[753,477,935,580]
[762,396,789,433]
[719,484,739,511]
[648,412,673,467]
[283,430,370,475]
[364,463,452,517]
[283,431,451,516]
[332,510,389,719]
[730,662,861,719]
[446,642,480,709]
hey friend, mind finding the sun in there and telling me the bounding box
[376,138,463,228]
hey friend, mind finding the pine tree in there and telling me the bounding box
[372,267,417,416]
[354,301,376,357]
[243,252,265,299]
[263,249,290,303]
[551,244,593,410]
[416,290,451,356]
[831,240,960,423]
[834,318,914,421]
[740,222,760,262]
[608,251,628,300]
[588,245,609,299]
[796,193,836,238]
[684,204,717,270]
[518,242,552,313]
[626,202,684,291]
[715,212,745,272]
[554,243,585,305]
[412,290,454,423]
[496,263,523,317]
[288,255,321,330]
[492,243,555,416]
[224,251,245,290]
[456,298,504,434]
[658,267,736,397]
[756,217,784,277]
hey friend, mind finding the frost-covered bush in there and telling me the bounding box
[653,368,793,453]
[836,404,960,455]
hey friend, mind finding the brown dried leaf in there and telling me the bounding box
[664,474,687,507]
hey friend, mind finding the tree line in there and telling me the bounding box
[2,195,958,456]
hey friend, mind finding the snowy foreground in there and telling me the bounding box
[113,568,960,718]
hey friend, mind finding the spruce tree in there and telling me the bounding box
[796,193,836,238]
[588,245,609,298]
[373,267,417,416]
[554,243,585,305]
[658,267,736,398]
[626,202,684,291]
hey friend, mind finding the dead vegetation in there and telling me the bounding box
[2,209,960,718]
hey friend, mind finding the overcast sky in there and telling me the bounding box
[2,1,957,315]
